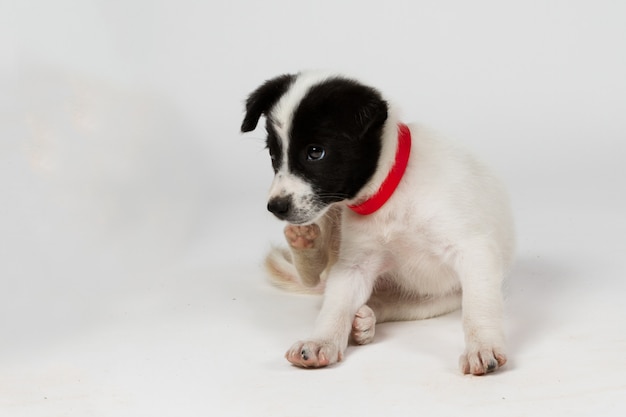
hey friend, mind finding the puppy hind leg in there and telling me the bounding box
[265,246,324,294]
[351,304,376,345]
[284,206,341,288]
[350,294,462,346]
[367,291,462,323]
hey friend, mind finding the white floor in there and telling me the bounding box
[3,1,626,416]
[1,199,625,416]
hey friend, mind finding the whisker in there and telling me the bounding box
[314,193,352,203]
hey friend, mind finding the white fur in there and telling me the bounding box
[267,172,317,220]
[263,72,515,375]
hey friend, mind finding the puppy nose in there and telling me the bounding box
[267,196,292,219]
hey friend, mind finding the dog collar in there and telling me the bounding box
[348,123,411,215]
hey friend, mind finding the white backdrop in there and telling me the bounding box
[2,1,625,416]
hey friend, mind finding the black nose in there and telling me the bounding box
[267,196,292,219]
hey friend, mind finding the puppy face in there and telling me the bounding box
[241,73,388,224]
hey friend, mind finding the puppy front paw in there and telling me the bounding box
[351,305,376,345]
[284,224,320,250]
[285,340,343,368]
[459,345,507,376]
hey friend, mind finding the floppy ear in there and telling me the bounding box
[355,96,388,137]
[241,74,295,132]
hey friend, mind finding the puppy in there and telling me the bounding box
[240,71,515,375]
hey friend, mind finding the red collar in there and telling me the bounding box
[348,123,411,215]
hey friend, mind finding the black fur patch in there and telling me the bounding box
[265,121,282,173]
[241,74,295,132]
[288,77,388,203]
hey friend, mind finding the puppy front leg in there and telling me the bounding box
[457,245,508,375]
[285,257,380,368]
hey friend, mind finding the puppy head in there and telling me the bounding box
[241,72,388,224]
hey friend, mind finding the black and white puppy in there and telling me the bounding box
[241,71,515,375]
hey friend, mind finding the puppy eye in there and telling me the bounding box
[306,145,326,161]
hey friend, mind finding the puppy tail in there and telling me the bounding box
[264,246,324,295]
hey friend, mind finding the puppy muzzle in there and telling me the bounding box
[267,196,292,220]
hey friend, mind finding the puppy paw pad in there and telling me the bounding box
[284,224,321,249]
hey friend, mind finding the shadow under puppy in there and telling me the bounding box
[240,71,515,375]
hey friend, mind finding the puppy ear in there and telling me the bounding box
[356,97,388,136]
[241,74,296,132]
